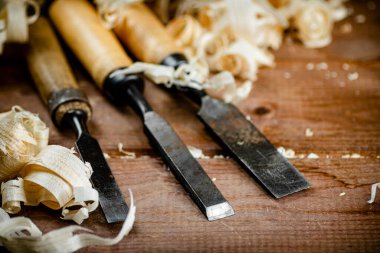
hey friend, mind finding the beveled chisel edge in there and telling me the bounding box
[206,202,235,221]
[273,182,311,199]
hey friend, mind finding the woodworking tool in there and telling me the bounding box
[110,3,311,198]
[49,0,234,221]
[26,17,129,223]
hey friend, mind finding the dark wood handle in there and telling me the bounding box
[27,17,79,103]
[114,3,184,64]
[49,0,133,88]
[27,17,91,126]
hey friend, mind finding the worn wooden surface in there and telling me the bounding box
[0,1,379,252]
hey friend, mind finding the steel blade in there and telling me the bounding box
[143,111,234,221]
[198,96,311,198]
[76,133,129,223]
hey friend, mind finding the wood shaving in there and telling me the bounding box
[0,190,136,253]
[306,63,315,70]
[95,0,347,104]
[305,128,314,137]
[187,145,210,159]
[340,22,352,34]
[342,153,364,159]
[212,178,216,182]
[307,153,319,159]
[277,147,297,158]
[347,72,359,81]
[0,106,136,251]
[342,63,350,71]
[118,143,136,159]
[316,62,328,70]
[103,152,110,159]
[368,183,380,204]
[0,106,49,182]
[339,192,346,196]
[0,107,100,224]
[354,14,366,24]
[282,0,347,48]
[0,0,40,54]
[283,72,291,79]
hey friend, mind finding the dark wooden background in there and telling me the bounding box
[0,1,379,252]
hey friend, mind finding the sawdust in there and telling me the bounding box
[368,183,380,204]
[187,146,210,159]
[340,23,352,34]
[341,153,364,159]
[316,62,328,70]
[305,128,314,137]
[307,153,319,159]
[103,153,110,159]
[354,14,366,24]
[118,143,136,159]
[306,63,315,70]
[339,192,346,196]
[347,72,359,81]
[342,63,350,71]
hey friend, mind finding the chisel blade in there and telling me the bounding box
[143,111,234,221]
[198,96,311,198]
[76,132,129,223]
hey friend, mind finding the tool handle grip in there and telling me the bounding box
[27,17,91,126]
[49,0,133,88]
[114,3,183,64]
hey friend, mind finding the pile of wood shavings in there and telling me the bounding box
[0,106,136,253]
[157,0,348,103]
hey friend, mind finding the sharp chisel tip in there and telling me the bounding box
[206,202,235,221]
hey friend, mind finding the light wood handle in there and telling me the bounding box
[114,3,183,64]
[27,17,78,103]
[49,0,132,88]
[27,17,91,126]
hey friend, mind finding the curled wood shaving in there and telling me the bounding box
[0,0,41,54]
[0,190,136,253]
[94,0,143,28]
[280,0,347,48]
[368,183,380,204]
[187,145,210,159]
[0,107,98,224]
[118,143,136,159]
[112,61,249,103]
[0,106,49,182]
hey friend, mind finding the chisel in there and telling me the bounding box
[110,3,311,198]
[26,17,129,223]
[48,0,234,221]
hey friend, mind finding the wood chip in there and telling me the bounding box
[305,128,314,137]
[347,72,359,81]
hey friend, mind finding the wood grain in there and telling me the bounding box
[114,2,183,64]
[0,1,379,252]
[27,17,78,103]
[49,0,132,88]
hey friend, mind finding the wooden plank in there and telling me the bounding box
[0,1,379,252]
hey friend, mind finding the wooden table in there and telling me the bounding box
[0,1,379,252]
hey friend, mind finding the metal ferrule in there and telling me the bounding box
[47,88,91,127]
[160,53,188,69]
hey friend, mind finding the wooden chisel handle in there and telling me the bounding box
[27,17,91,126]
[49,0,132,88]
[113,3,184,64]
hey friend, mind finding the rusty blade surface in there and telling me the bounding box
[76,132,129,223]
[143,111,234,220]
[198,96,311,198]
